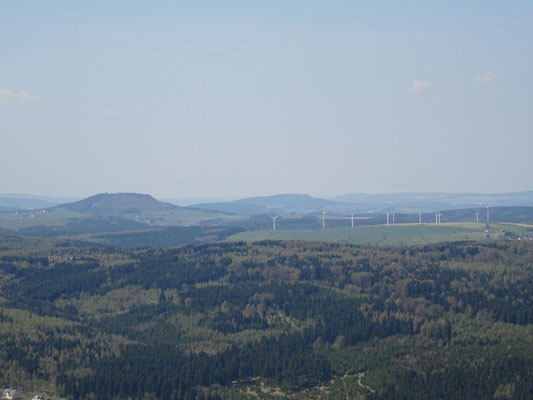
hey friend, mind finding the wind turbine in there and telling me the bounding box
[322,211,327,231]
[386,213,390,226]
[476,211,479,223]
[392,213,395,224]
[351,214,355,228]
[486,204,490,224]
[438,211,442,224]
[419,213,422,224]
[435,211,438,224]
[271,215,279,231]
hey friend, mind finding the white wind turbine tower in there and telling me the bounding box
[419,213,422,224]
[322,211,327,231]
[435,211,438,224]
[271,215,279,231]
[386,213,390,226]
[351,213,355,228]
[476,211,479,223]
[486,204,490,224]
[392,213,395,224]
[438,211,442,224]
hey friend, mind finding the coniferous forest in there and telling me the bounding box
[1,236,533,399]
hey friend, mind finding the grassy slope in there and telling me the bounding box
[229,222,533,246]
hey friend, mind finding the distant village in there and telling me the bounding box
[2,389,45,400]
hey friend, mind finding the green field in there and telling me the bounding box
[228,222,533,246]
[0,208,82,231]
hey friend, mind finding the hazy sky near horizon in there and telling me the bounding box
[1,1,532,198]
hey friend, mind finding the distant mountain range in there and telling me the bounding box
[330,191,533,213]
[191,191,533,215]
[0,191,532,237]
[3,190,533,214]
[0,194,79,211]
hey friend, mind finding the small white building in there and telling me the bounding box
[2,389,18,400]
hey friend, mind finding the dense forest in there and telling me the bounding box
[1,237,533,399]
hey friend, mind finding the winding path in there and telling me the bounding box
[356,372,375,394]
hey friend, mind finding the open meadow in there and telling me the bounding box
[229,222,533,246]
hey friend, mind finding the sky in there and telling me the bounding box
[1,1,532,199]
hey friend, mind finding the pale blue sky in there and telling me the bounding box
[1,1,532,198]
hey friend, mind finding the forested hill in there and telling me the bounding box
[192,193,339,215]
[55,192,178,216]
[1,239,533,399]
